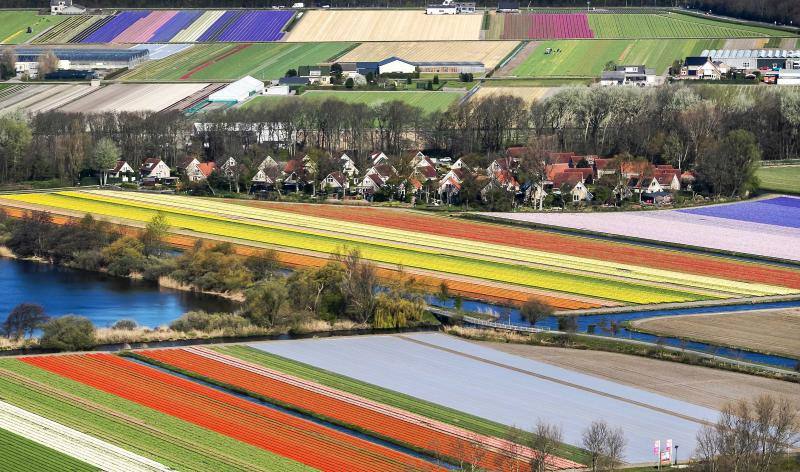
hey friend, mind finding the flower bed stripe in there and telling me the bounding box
[136,347,584,470]
[21,354,442,472]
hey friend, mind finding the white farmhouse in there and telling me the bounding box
[378,57,417,75]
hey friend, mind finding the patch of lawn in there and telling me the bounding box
[756,166,800,195]
[0,11,65,44]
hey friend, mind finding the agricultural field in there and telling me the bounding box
[76,9,294,43]
[285,10,483,42]
[487,195,800,262]
[756,166,800,195]
[0,426,96,472]
[0,11,65,44]
[133,346,581,470]
[471,85,557,103]
[337,41,520,70]
[4,190,800,309]
[31,15,106,44]
[0,84,97,116]
[59,84,209,114]
[511,39,723,77]
[243,91,462,114]
[119,43,353,82]
[631,308,800,360]
[499,13,594,40]
[588,12,790,38]
[250,332,719,463]
[483,341,800,411]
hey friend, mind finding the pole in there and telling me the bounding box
[674,445,679,466]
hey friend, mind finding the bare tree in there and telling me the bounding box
[582,420,609,472]
[529,420,563,472]
[335,248,379,325]
[604,426,627,471]
[37,49,59,77]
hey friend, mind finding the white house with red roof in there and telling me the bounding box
[339,152,360,177]
[140,158,170,179]
[108,160,136,182]
[321,171,349,192]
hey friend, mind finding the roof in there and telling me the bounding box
[552,172,583,188]
[366,173,385,187]
[594,158,614,170]
[545,163,569,181]
[14,48,147,63]
[278,76,310,85]
[198,162,216,178]
[564,167,593,179]
[284,159,305,173]
[378,56,414,66]
[325,171,347,186]
[497,0,519,9]
[140,158,162,171]
[373,164,396,178]
[110,160,129,173]
[701,49,800,60]
[414,165,438,180]
[684,56,711,67]
[208,76,264,101]
[601,71,626,81]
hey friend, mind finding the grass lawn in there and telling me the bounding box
[0,11,66,44]
[244,90,462,114]
[214,345,593,465]
[0,427,98,472]
[513,39,723,77]
[121,43,354,82]
[589,12,790,38]
[757,166,800,195]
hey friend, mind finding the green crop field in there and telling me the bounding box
[0,427,97,472]
[0,359,311,472]
[757,166,800,195]
[244,90,463,114]
[120,43,354,82]
[589,12,791,38]
[0,11,65,44]
[512,39,723,77]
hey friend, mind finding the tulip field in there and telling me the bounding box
[0,427,96,472]
[3,190,800,310]
[135,346,584,470]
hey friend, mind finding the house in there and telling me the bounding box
[282,158,314,191]
[195,162,216,181]
[488,157,518,175]
[51,0,86,15]
[426,0,475,15]
[699,49,800,72]
[378,57,417,75]
[681,57,723,80]
[321,171,349,192]
[569,180,593,203]
[371,151,389,166]
[366,163,397,181]
[250,166,281,192]
[339,152,360,177]
[219,157,238,177]
[108,160,136,182]
[140,158,170,179]
[628,176,663,194]
[451,157,471,170]
[496,0,520,13]
[600,65,657,86]
[359,173,385,195]
[257,155,279,171]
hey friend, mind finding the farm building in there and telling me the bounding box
[496,0,520,13]
[426,0,476,15]
[778,69,800,85]
[600,65,657,86]
[208,76,265,103]
[50,0,86,15]
[681,56,727,80]
[699,49,800,71]
[377,57,485,75]
[12,48,148,78]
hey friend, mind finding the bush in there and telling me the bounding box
[519,298,554,325]
[169,311,252,334]
[40,316,96,351]
[112,319,137,330]
[102,236,147,276]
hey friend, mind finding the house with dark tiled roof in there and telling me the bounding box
[140,158,170,179]
[321,171,349,192]
[108,160,136,182]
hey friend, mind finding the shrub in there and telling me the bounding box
[112,319,137,330]
[102,236,147,276]
[170,311,252,334]
[40,316,96,351]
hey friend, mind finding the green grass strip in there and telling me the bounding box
[0,427,98,472]
[213,345,592,465]
[0,359,314,472]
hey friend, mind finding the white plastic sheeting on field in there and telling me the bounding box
[0,399,172,472]
[250,333,719,463]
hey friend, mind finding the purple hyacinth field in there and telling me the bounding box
[217,10,294,42]
[81,10,150,43]
[150,10,203,42]
[486,196,800,261]
[679,196,800,229]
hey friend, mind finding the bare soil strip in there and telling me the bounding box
[631,308,800,360]
[475,342,800,412]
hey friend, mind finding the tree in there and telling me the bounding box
[101,236,147,277]
[557,316,577,332]
[285,68,297,77]
[345,77,354,89]
[91,138,120,185]
[519,298,553,326]
[604,61,617,71]
[0,48,16,80]
[37,49,59,77]
[244,249,280,281]
[2,303,48,340]
[582,420,609,472]
[529,420,563,472]
[0,114,32,182]
[433,74,440,85]
[243,280,288,328]
[40,315,96,351]
[699,129,761,197]
[141,212,170,257]
[335,249,378,324]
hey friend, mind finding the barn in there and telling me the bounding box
[208,76,265,103]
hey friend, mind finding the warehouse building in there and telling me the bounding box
[699,49,800,71]
[377,57,485,75]
[12,48,149,78]
[426,0,476,15]
[208,76,265,103]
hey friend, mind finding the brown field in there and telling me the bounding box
[285,10,483,42]
[722,38,770,49]
[471,85,556,103]
[336,41,520,69]
[477,340,800,412]
[631,309,800,360]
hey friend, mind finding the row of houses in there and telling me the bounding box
[680,49,800,84]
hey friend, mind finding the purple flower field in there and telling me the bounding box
[487,197,800,262]
[680,196,800,229]
[78,9,293,43]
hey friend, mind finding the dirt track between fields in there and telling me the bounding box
[477,341,800,412]
[631,309,800,360]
